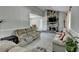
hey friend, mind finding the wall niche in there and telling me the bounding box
[47,10,59,32]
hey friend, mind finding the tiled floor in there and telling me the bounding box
[24,32,65,52]
[24,32,56,52]
[36,32,56,51]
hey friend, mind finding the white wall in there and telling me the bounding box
[0,7,30,30]
[42,10,48,31]
[71,6,79,33]
[0,6,43,38]
[59,12,65,31]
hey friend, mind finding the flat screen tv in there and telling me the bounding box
[48,17,57,22]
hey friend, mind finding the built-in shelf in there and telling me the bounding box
[47,10,59,32]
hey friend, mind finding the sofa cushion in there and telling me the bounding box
[27,31,40,39]
[17,34,34,47]
[15,29,26,37]
[0,41,16,52]
[19,34,33,42]
[25,28,32,32]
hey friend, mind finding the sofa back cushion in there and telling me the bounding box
[15,29,26,37]
[19,34,33,43]
[25,28,32,33]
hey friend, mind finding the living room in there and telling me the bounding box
[0,6,79,52]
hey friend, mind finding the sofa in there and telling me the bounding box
[52,29,79,52]
[15,25,40,43]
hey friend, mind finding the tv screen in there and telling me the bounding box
[48,17,57,22]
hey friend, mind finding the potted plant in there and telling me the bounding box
[65,37,78,52]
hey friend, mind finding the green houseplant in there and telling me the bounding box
[65,37,78,52]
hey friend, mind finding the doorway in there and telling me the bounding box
[29,13,43,31]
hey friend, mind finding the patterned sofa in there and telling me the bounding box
[15,25,40,47]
